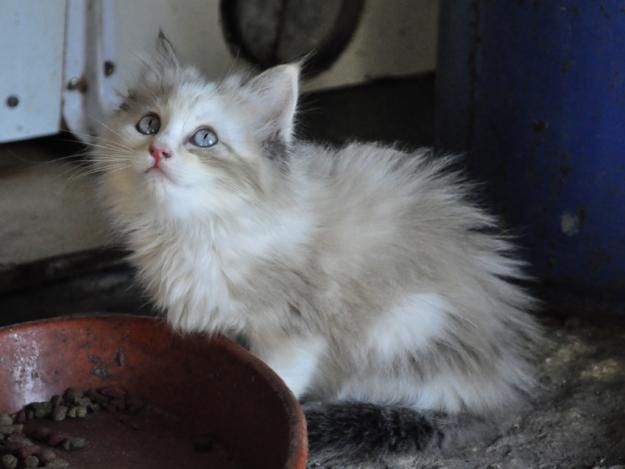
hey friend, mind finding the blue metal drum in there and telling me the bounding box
[436,0,625,300]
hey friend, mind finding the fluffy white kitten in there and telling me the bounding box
[95,36,542,464]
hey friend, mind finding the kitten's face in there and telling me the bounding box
[96,38,298,221]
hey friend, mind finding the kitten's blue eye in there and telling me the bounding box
[190,127,218,148]
[136,113,160,135]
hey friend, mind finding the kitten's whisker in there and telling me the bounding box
[86,115,128,141]
[65,162,130,183]
[86,138,134,153]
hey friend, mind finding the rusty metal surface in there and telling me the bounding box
[0,315,307,468]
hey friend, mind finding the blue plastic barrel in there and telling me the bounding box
[436,0,625,301]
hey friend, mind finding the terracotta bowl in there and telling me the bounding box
[0,315,307,468]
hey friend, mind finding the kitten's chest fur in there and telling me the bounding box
[131,230,230,331]
[129,207,313,334]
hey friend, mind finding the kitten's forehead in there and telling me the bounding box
[151,76,218,109]
[167,81,221,115]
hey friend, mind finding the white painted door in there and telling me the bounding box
[0,0,67,143]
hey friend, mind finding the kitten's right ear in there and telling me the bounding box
[155,29,179,69]
[140,30,179,86]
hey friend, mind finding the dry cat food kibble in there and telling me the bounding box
[0,387,146,468]
[0,386,236,468]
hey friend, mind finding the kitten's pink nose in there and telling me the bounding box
[149,144,172,166]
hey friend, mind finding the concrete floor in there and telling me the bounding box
[399,317,625,469]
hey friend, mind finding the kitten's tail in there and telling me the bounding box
[303,401,497,465]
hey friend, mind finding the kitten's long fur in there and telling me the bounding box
[95,37,541,465]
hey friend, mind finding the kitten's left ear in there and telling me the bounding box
[244,64,299,144]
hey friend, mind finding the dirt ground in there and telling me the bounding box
[339,316,625,469]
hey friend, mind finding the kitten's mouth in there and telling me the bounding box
[145,165,174,182]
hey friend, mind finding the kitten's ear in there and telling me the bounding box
[155,29,179,68]
[140,30,179,86]
[243,64,299,144]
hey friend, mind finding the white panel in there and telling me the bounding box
[0,0,66,143]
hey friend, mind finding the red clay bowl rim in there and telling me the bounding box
[0,313,308,469]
